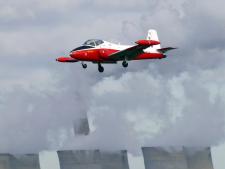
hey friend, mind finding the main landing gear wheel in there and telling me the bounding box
[98,63,104,73]
[82,63,87,69]
[122,60,128,68]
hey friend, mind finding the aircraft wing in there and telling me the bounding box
[109,40,160,61]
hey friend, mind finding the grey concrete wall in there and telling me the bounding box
[142,147,214,169]
[0,147,215,169]
[57,150,101,169]
[39,151,61,169]
[142,147,188,169]
[0,154,11,169]
[184,147,214,169]
[57,150,129,169]
[0,154,40,169]
[100,150,129,169]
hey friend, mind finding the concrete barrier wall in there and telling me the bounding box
[142,147,188,169]
[0,154,11,169]
[142,147,214,169]
[100,150,129,169]
[39,151,60,169]
[0,147,215,169]
[184,147,214,169]
[0,154,40,169]
[57,150,129,169]
[57,150,101,169]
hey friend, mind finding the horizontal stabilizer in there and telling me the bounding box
[157,47,177,53]
[135,40,160,46]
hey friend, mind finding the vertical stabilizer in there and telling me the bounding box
[146,29,161,49]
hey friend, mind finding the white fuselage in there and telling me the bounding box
[96,41,159,54]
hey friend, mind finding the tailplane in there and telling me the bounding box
[157,47,177,54]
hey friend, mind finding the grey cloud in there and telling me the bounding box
[0,68,94,153]
[0,0,225,155]
[79,66,225,153]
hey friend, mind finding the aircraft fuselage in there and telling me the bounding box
[69,41,164,63]
[56,30,176,72]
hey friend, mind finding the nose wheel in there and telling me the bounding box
[98,63,104,73]
[82,62,87,69]
[122,60,128,68]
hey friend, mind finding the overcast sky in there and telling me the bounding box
[0,0,225,168]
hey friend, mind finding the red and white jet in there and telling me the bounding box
[56,29,176,72]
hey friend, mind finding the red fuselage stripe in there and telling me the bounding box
[70,48,164,62]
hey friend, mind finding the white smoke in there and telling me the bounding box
[0,0,225,155]
[53,60,225,154]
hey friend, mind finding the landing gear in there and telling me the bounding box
[98,63,104,73]
[82,62,87,69]
[122,60,128,68]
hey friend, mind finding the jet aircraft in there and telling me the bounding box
[56,29,176,72]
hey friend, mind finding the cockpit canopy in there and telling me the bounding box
[71,39,104,52]
[83,39,104,46]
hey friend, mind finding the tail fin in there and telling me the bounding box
[146,29,161,49]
